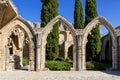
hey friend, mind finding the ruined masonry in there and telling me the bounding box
[0,0,120,71]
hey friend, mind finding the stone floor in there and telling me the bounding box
[0,71,120,80]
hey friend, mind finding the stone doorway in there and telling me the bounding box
[37,16,77,71]
[80,16,117,70]
[6,27,30,71]
[45,23,74,70]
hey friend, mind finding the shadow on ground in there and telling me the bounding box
[102,71,120,76]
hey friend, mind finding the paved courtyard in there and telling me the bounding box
[0,71,120,80]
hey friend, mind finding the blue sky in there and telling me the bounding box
[12,0,120,29]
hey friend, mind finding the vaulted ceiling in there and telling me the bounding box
[0,0,18,29]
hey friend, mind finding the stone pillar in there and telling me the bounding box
[112,38,119,70]
[72,42,76,71]
[117,37,120,69]
[77,35,82,71]
[77,34,86,71]
[5,45,10,71]
[81,45,86,70]
[77,46,82,70]
[64,42,68,59]
[36,33,42,71]
[18,32,25,68]
[29,44,35,71]
[36,44,41,71]
[37,33,47,71]
[40,39,46,70]
[19,49,23,68]
[5,45,15,71]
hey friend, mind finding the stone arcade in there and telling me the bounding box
[0,0,120,71]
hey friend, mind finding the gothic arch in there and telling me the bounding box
[37,15,77,71]
[42,15,76,41]
[83,16,116,44]
[1,17,35,71]
[81,16,117,70]
[2,17,35,39]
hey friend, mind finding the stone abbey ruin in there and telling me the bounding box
[0,0,120,71]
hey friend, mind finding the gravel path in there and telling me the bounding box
[0,71,120,80]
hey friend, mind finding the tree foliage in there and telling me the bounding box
[85,0,101,60]
[74,0,84,29]
[41,0,59,60]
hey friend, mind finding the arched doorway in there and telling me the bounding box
[2,18,35,71]
[37,16,77,71]
[79,16,117,70]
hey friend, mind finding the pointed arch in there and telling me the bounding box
[80,16,117,70]
[1,17,35,71]
[42,15,76,40]
[83,16,116,44]
[37,15,77,71]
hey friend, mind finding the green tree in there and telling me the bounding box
[74,0,84,29]
[41,0,59,60]
[85,0,101,61]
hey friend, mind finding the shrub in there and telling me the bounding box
[86,61,111,70]
[23,57,29,66]
[45,61,72,71]
[86,61,95,70]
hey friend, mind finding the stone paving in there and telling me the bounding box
[0,71,120,80]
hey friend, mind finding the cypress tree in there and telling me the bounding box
[74,0,84,29]
[85,0,101,60]
[41,0,59,60]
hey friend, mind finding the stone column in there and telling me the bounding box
[77,34,86,71]
[36,44,41,71]
[40,39,46,70]
[72,42,76,71]
[18,33,24,68]
[64,42,68,59]
[118,37,120,70]
[81,45,86,70]
[5,45,10,71]
[112,38,118,70]
[77,35,82,71]
[36,33,42,71]
[29,44,35,71]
